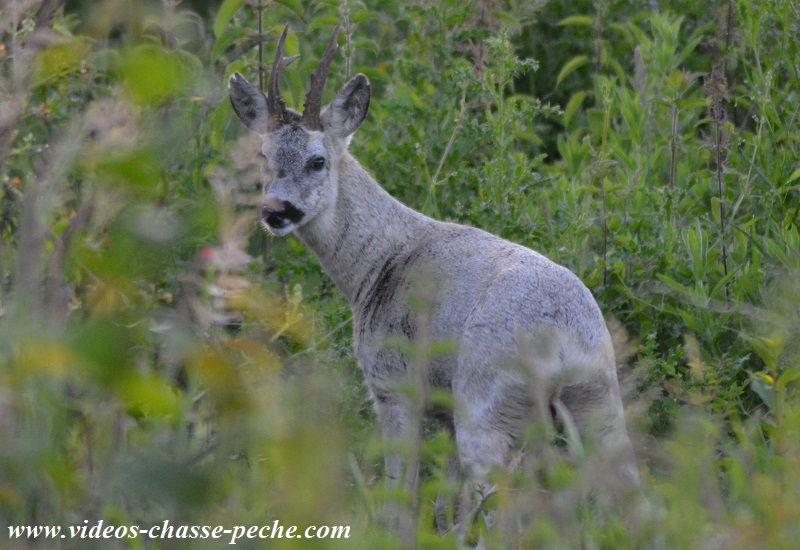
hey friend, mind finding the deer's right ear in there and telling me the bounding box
[228,73,269,134]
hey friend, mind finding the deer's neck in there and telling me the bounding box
[294,153,428,307]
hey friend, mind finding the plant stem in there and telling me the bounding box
[669,101,678,192]
[601,171,608,287]
[257,0,264,91]
[715,112,729,290]
[426,84,467,218]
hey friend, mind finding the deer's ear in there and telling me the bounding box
[322,74,370,139]
[228,72,269,133]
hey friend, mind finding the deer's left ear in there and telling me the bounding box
[322,74,370,139]
[228,72,269,134]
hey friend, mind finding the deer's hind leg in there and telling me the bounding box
[552,370,641,506]
[449,323,544,541]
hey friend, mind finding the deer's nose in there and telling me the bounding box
[261,201,304,229]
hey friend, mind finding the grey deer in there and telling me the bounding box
[228,24,640,536]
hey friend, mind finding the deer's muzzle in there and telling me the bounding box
[262,200,304,231]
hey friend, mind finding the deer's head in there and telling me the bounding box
[227,24,370,236]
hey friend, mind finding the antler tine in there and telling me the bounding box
[266,24,300,131]
[301,23,341,131]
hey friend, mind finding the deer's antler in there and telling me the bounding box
[266,24,299,131]
[301,23,341,131]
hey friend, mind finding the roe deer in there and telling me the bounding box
[228,23,640,539]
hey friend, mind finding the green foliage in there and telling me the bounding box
[2,0,800,547]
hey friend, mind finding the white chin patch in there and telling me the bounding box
[261,220,295,237]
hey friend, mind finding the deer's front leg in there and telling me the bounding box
[375,393,422,542]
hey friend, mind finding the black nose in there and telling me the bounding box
[261,201,305,228]
[263,210,289,229]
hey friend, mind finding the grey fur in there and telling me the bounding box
[229,57,640,532]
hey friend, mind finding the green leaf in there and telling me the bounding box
[93,147,161,198]
[787,165,800,184]
[657,273,689,295]
[351,10,376,24]
[556,55,588,87]
[357,66,390,85]
[677,309,702,333]
[557,15,594,26]
[749,373,774,411]
[564,91,587,127]
[33,37,91,85]
[743,334,785,372]
[609,22,632,42]
[777,366,800,391]
[678,97,710,111]
[711,196,722,225]
[678,27,707,63]
[711,267,739,297]
[273,0,304,18]
[214,0,243,39]
[308,15,341,33]
[119,44,193,106]
[392,84,424,109]
[212,26,246,59]
[118,372,181,419]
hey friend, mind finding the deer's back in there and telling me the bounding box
[352,220,611,396]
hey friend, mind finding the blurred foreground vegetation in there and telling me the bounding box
[1,0,800,547]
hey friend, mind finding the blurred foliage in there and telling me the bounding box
[1,0,800,548]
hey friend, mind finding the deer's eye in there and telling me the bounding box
[308,156,326,172]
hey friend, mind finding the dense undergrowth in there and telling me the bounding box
[1,0,799,548]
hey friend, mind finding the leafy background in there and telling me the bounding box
[1,0,800,547]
